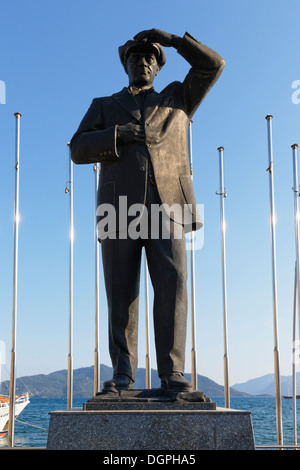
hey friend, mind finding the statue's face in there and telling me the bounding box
[126,52,159,87]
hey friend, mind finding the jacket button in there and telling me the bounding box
[140,165,145,171]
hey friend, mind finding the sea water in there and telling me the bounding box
[0,396,299,448]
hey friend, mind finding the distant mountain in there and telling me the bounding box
[0,365,247,398]
[233,373,300,396]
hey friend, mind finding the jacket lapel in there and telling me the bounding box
[112,88,142,122]
[112,87,163,124]
[144,91,160,124]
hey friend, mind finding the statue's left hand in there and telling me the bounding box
[134,29,178,47]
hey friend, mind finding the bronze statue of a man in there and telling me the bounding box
[70,29,225,392]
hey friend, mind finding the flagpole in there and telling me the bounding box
[292,261,297,446]
[291,143,299,446]
[93,163,100,395]
[265,114,283,446]
[66,142,73,409]
[216,146,230,408]
[144,253,151,389]
[292,143,300,331]
[8,112,22,447]
[188,121,197,390]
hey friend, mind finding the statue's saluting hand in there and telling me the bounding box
[134,29,180,48]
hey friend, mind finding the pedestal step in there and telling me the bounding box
[47,396,255,450]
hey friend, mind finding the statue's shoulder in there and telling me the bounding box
[159,81,183,105]
[90,89,125,107]
[112,87,127,98]
[160,81,182,95]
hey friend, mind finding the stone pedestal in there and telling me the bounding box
[46,389,255,450]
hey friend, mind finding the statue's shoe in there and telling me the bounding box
[103,374,134,391]
[160,373,192,391]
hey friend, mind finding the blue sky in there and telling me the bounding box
[1,0,300,389]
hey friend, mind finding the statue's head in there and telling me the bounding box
[119,40,166,87]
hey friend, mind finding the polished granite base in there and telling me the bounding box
[47,389,255,450]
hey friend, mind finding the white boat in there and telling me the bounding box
[0,393,30,437]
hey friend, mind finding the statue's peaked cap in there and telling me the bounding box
[119,39,166,70]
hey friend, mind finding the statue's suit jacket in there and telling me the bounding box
[70,33,225,237]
